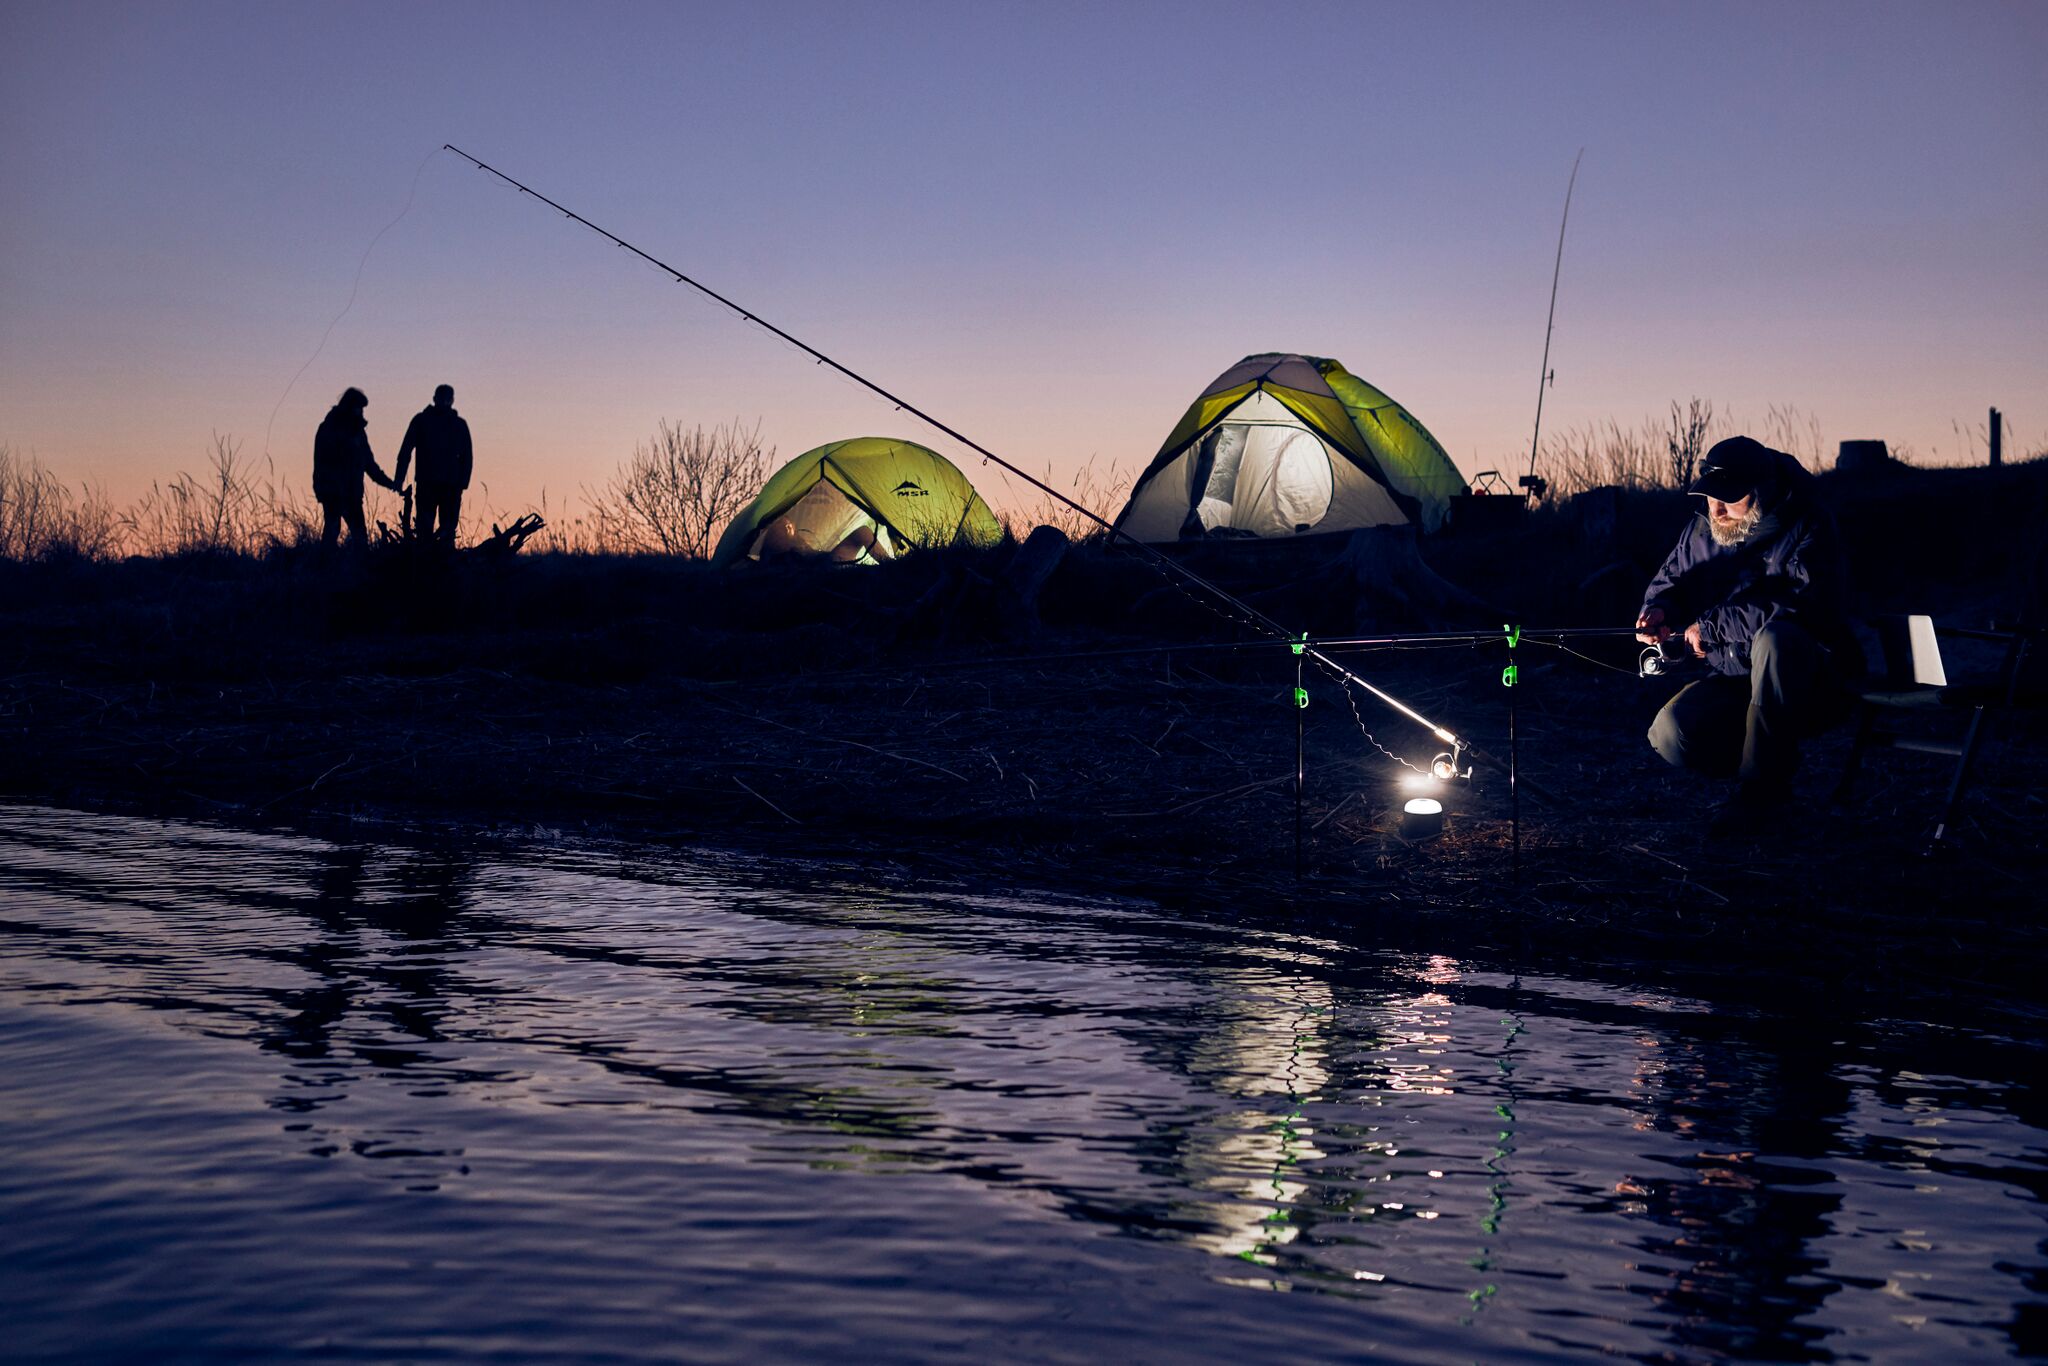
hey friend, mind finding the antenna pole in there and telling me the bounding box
[1524,150,1583,491]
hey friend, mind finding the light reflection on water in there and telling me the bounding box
[1,803,2044,1363]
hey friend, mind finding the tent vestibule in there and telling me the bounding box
[712,437,1004,568]
[1116,353,1465,544]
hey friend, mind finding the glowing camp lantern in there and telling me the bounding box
[1400,797,1444,840]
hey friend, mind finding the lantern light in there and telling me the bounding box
[1400,797,1444,840]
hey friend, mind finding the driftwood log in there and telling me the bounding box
[474,513,546,559]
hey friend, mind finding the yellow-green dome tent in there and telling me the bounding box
[712,437,1004,568]
[1115,354,1467,542]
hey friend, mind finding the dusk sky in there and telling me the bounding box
[3,1,2043,524]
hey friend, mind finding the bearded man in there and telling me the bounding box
[1635,436,1861,834]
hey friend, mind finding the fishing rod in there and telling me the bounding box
[441,144,1507,781]
[728,625,1651,693]
[1322,625,1637,648]
[1523,150,1583,494]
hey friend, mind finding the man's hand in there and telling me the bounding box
[1635,606,1670,645]
[1683,622,1706,658]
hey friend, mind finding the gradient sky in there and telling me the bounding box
[3,0,2043,523]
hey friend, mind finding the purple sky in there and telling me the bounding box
[3,1,2043,523]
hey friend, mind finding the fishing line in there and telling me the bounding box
[441,143,1594,794]
[1524,635,1642,677]
[262,145,447,463]
[1523,149,1583,492]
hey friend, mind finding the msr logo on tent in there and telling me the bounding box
[892,480,929,497]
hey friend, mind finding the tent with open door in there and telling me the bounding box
[712,436,1004,568]
[1114,353,1466,543]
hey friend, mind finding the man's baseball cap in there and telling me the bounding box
[1690,436,1775,501]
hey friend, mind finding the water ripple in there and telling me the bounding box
[2,802,2044,1363]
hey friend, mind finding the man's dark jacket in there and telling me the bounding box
[1640,449,1861,678]
[312,405,394,505]
[395,405,473,490]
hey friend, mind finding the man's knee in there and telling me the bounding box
[1647,705,1688,768]
[1751,619,1834,694]
[1750,620,1821,674]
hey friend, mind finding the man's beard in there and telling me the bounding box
[1708,503,1763,547]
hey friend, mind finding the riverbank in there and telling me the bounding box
[6,465,2045,995]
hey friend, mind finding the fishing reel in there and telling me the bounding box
[1638,638,1696,678]
[1429,745,1473,784]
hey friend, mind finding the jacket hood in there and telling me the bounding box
[323,404,366,429]
[1759,447,1816,514]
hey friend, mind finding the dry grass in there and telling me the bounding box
[994,453,1130,545]
[122,434,329,556]
[1,398,2027,564]
[0,446,121,560]
[1533,399,1841,500]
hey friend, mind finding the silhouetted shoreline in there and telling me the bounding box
[6,463,2044,998]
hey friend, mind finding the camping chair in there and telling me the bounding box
[1831,614,2035,848]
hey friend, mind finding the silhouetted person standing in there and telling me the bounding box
[394,384,473,549]
[313,387,401,550]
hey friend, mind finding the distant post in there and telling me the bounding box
[1990,407,2002,467]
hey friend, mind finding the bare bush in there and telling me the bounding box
[999,455,1128,544]
[1664,398,1714,490]
[591,419,771,558]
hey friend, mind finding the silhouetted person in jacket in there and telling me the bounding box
[1635,436,1861,836]
[313,387,402,551]
[394,384,473,549]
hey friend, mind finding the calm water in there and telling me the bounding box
[2,804,2044,1364]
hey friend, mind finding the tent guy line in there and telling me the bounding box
[441,143,1507,784]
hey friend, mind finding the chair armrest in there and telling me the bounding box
[1934,625,2020,644]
